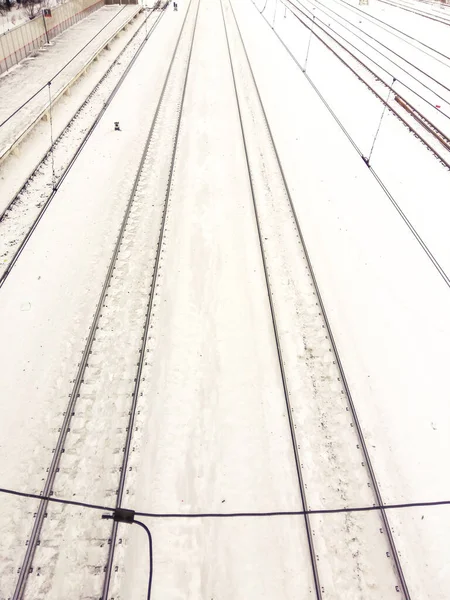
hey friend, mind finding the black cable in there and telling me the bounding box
[1,485,450,517]
[134,520,153,600]
[0,4,128,130]
[102,512,153,599]
[281,0,450,148]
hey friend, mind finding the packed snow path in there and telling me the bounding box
[0,0,449,598]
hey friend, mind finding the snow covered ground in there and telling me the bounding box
[0,5,186,596]
[0,0,449,597]
[237,0,450,596]
[287,0,450,138]
[0,8,161,280]
[0,4,140,159]
[0,0,65,34]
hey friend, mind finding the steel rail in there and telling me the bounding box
[10,2,194,598]
[219,0,323,597]
[329,0,450,61]
[291,0,450,102]
[375,0,450,25]
[291,0,450,108]
[100,0,201,596]
[226,0,412,596]
[0,5,164,224]
[0,6,167,289]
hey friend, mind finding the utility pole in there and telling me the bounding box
[42,9,50,44]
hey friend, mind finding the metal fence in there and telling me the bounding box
[0,0,105,75]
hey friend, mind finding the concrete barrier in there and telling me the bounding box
[0,0,105,75]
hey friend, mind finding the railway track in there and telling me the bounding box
[281,0,450,168]
[296,0,450,102]
[251,0,450,290]
[222,0,410,596]
[290,0,450,145]
[327,0,450,61]
[0,3,167,288]
[375,0,450,25]
[10,0,200,597]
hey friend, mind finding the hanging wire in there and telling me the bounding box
[47,82,57,191]
[366,76,396,165]
[272,0,278,27]
[303,12,315,71]
[102,512,153,599]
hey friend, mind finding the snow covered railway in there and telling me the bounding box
[0,6,166,288]
[8,0,200,597]
[288,0,450,138]
[281,0,450,169]
[376,0,450,26]
[222,0,410,596]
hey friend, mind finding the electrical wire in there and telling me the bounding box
[329,0,450,61]
[1,485,450,518]
[47,82,57,190]
[250,0,450,289]
[300,0,450,68]
[0,4,128,130]
[375,0,450,26]
[102,513,153,599]
[291,0,450,98]
[284,0,450,119]
[134,520,153,600]
[279,0,450,155]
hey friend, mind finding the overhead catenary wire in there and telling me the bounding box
[375,0,450,26]
[293,0,450,100]
[0,6,165,288]
[285,0,450,120]
[301,0,450,69]
[308,0,450,68]
[0,4,129,130]
[279,0,450,165]
[329,0,450,61]
[291,0,450,117]
[250,0,450,288]
[47,82,57,190]
[366,76,396,163]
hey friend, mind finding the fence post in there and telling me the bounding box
[42,11,50,44]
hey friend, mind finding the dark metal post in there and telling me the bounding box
[42,11,50,44]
